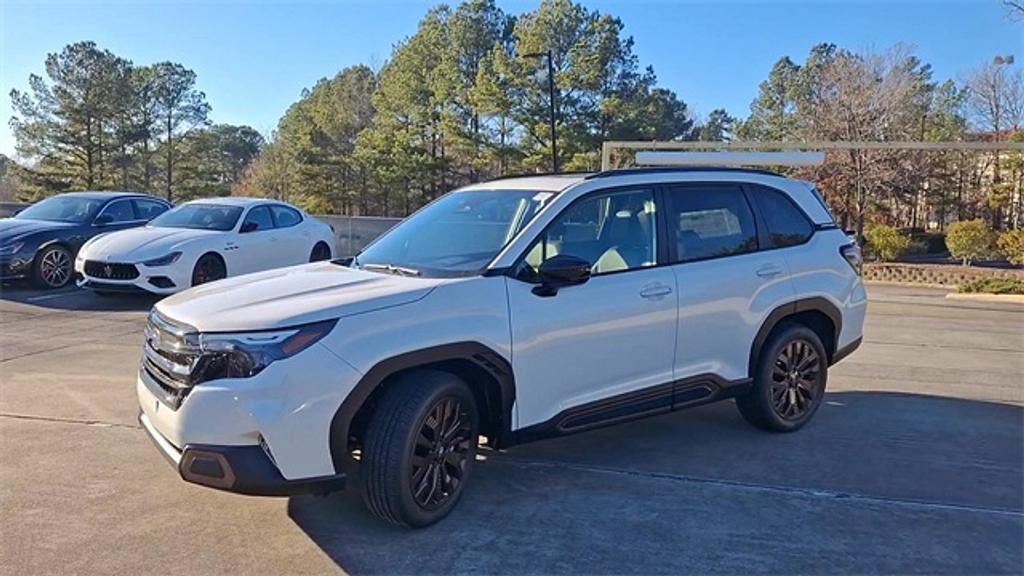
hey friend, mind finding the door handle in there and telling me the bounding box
[756,265,783,278]
[640,284,673,299]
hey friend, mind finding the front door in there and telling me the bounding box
[507,187,678,430]
[232,205,281,274]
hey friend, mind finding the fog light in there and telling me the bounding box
[148,276,175,289]
[180,449,236,489]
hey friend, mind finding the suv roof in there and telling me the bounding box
[586,166,785,179]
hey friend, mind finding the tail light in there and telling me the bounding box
[840,243,862,276]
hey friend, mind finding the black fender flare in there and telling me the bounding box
[748,297,842,378]
[328,341,515,475]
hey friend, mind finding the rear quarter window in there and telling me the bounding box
[749,187,814,248]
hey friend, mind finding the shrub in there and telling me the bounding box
[958,277,1024,295]
[946,219,995,265]
[996,230,1024,266]
[864,224,910,261]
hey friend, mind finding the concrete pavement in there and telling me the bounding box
[1,282,1021,574]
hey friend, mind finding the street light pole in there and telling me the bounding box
[524,50,558,173]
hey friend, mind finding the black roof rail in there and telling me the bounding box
[489,170,594,180]
[584,166,786,180]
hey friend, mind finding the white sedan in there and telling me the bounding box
[75,197,335,295]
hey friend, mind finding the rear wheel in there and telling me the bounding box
[31,245,73,289]
[737,322,827,432]
[191,254,226,287]
[309,242,332,262]
[361,370,479,528]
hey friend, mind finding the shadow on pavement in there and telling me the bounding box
[0,279,161,312]
[288,391,1023,575]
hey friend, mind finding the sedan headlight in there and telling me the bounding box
[142,252,182,267]
[191,319,337,383]
[0,242,24,256]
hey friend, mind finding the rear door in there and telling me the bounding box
[665,183,795,383]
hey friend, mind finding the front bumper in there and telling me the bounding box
[0,254,33,280]
[137,341,363,489]
[140,411,346,496]
[75,258,185,295]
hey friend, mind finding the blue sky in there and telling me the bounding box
[0,0,1019,157]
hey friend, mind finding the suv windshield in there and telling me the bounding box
[150,203,243,231]
[16,195,105,223]
[354,189,553,277]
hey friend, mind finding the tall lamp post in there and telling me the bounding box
[522,50,558,173]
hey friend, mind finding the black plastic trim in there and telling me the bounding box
[180,444,346,496]
[749,297,843,377]
[831,336,862,366]
[511,374,752,445]
[328,342,516,475]
[79,280,150,294]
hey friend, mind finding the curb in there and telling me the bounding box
[945,293,1024,304]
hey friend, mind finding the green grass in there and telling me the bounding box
[957,277,1024,295]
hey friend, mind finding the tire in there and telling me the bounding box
[31,245,73,289]
[361,370,480,528]
[191,253,226,287]
[736,321,828,432]
[309,242,332,262]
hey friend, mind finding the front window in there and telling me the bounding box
[149,203,243,231]
[15,195,105,223]
[354,189,552,277]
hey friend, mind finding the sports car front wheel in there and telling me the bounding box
[191,254,226,287]
[32,245,73,289]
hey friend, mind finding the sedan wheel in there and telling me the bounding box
[32,245,73,289]
[191,254,226,287]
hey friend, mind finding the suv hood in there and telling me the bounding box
[83,226,220,261]
[155,262,446,332]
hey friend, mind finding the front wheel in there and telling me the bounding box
[32,245,73,289]
[191,254,226,287]
[361,370,479,527]
[736,322,828,432]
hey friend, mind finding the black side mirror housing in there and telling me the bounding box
[93,214,114,226]
[239,221,258,233]
[533,254,592,297]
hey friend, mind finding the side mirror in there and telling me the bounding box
[93,213,114,226]
[239,221,258,233]
[533,254,591,297]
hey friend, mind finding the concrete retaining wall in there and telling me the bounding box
[316,215,401,257]
[863,262,1024,287]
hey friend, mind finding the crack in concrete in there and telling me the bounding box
[491,455,1024,518]
[0,412,138,429]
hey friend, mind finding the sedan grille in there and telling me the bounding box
[140,311,200,409]
[85,260,139,280]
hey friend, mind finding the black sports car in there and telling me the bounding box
[0,192,172,289]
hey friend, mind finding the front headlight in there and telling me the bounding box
[0,242,24,256]
[142,252,182,267]
[191,319,337,383]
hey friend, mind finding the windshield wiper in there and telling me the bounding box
[360,262,421,277]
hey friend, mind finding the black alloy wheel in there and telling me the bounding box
[191,254,226,287]
[410,397,474,510]
[736,321,828,432]
[361,370,480,527]
[33,245,73,289]
[769,339,822,421]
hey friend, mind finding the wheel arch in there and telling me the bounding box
[194,250,228,276]
[328,342,515,475]
[749,297,842,378]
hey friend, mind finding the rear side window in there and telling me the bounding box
[270,205,302,228]
[666,185,758,263]
[133,198,169,220]
[750,187,813,248]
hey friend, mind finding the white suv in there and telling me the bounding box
[138,168,866,527]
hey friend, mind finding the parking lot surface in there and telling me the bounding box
[1,282,1021,574]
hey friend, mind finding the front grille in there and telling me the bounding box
[141,311,200,409]
[85,260,139,280]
